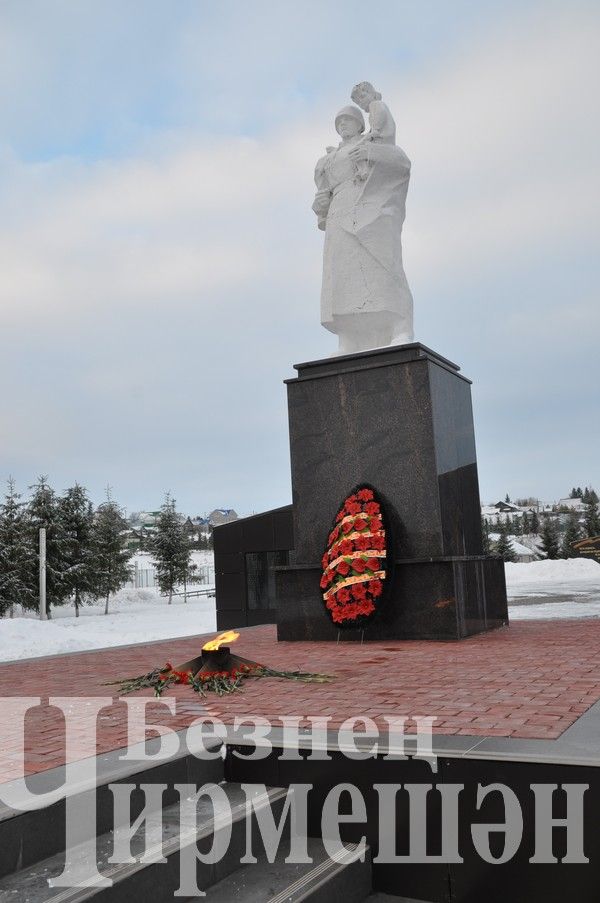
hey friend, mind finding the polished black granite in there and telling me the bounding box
[278,343,508,641]
[277,557,508,641]
[285,343,483,563]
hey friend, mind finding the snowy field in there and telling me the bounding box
[0,550,217,663]
[0,589,217,663]
[1,557,600,663]
[506,558,600,620]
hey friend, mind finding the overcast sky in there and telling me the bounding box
[1,0,599,515]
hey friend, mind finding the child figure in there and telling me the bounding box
[350,81,396,180]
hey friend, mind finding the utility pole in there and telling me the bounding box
[39,527,47,620]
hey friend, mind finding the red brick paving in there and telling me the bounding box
[1,620,600,784]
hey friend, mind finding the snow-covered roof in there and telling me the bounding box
[558,498,586,511]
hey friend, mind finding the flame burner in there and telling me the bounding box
[175,645,263,679]
[106,630,332,697]
[202,630,240,652]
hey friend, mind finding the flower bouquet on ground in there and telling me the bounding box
[105,631,333,697]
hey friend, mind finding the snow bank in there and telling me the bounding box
[0,591,217,663]
[509,601,600,621]
[505,558,600,586]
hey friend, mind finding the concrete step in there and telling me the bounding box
[0,738,224,882]
[201,838,371,902]
[365,895,431,902]
[0,782,289,901]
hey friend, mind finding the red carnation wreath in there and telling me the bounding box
[320,485,391,629]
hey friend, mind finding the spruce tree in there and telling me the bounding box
[540,518,560,560]
[495,523,517,563]
[0,479,36,617]
[561,513,581,559]
[151,495,191,604]
[481,516,490,554]
[584,497,600,538]
[60,485,95,617]
[93,494,132,614]
[521,511,530,535]
[530,510,540,534]
[180,538,198,603]
[27,476,69,616]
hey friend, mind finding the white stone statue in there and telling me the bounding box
[312,83,413,355]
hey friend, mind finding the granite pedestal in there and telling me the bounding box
[276,343,509,641]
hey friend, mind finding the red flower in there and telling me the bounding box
[328,527,339,544]
[364,502,380,516]
[320,573,329,589]
[345,500,361,516]
[336,560,350,576]
[352,557,367,573]
[321,553,329,569]
[336,510,344,523]
[352,582,367,599]
[339,538,353,556]
[359,600,376,615]
[371,533,386,551]
[355,535,371,551]
[341,519,354,534]
[357,488,374,502]
[370,579,383,597]
[337,588,351,603]
[366,557,380,572]
[369,516,383,532]
[353,517,368,532]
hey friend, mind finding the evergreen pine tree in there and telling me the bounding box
[27,476,69,616]
[151,495,191,604]
[511,516,522,537]
[481,516,490,555]
[540,518,560,560]
[180,536,198,603]
[93,493,132,614]
[59,484,95,617]
[505,493,511,504]
[495,523,517,563]
[560,513,581,559]
[0,478,36,617]
[521,511,530,535]
[530,510,540,534]
[584,497,600,538]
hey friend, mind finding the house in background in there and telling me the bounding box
[208,509,238,530]
[557,497,587,513]
[489,533,539,563]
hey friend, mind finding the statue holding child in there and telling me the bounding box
[312,82,413,355]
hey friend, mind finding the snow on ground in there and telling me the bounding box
[506,558,600,620]
[0,588,217,663]
[0,549,218,663]
[505,558,600,597]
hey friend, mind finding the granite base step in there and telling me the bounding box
[201,838,371,902]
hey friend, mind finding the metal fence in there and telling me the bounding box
[127,564,215,590]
